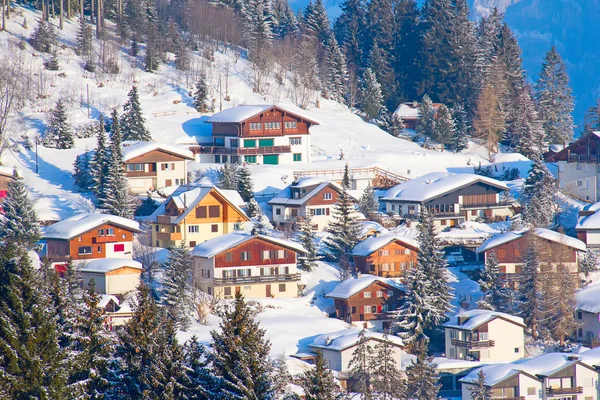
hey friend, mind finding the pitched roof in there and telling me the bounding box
[460,363,535,387]
[0,166,15,178]
[576,210,600,230]
[80,259,143,273]
[325,274,405,299]
[381,172,508,203]
[308,329,404,352]
[122,141,194,162]
[191,232,306,258]
[442,309,525,331]
[476,228,586,253]
[268,178,356,206]
[545,131,600,162]
[350,233,419,257]
[575,283,600,314]
[206,105,320,125]
[44,213,142,240]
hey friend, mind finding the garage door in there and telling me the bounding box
[263,155,279,165]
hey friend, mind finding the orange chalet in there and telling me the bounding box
[349,233,419,278]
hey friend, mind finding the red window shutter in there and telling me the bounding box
[114,244,125,252]
[377,304,383,313]
[0,190,7,198]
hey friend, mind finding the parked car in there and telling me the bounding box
[446,251,464,265]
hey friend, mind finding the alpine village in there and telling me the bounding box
[2,0,600,398]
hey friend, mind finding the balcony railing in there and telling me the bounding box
[450,338,495,349]
[156,215,177,224]
[213,273,301,286]
[460,201,513,209]
[93,235,118,244]
[124,171,157,178]
[157,231,182,241]
[197,145,292,156]
[546,387,583,396]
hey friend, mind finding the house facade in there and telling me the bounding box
[576,203,600,248]
[268,177,358,231]
[43,213,142,266]
[574,284,600,346]
[325,275,405,331]
[149,182,249,249]
[476,228,586,283]
[393,102,442,130]
[545,130,600,202]
[0,166,14,204]
[461,364,543,400]
[194,105,318,165]
[381,172,512,227]
[122,142,194,194]
[192,233,304,299]
[443,309,526,363]
[80,259,143,295]
[349,234,419,278]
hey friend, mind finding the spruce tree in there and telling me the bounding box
[477,252,509,312]
[120,86,151,141]
[252,206,271,235]
[358,183,379,220]
[296,213,321,272]
[73,150,94,192]
[535,46,574,146]
[333,0,366,70]
[449,103,469,153]
[470,370,492,400]
[521,159,557,228]
[91,119,110,199]
[183,336,214,399]
[299,351,342,400]
[548,263,576,346]
[76,19,93,59]
[404,338,440,400]
[217,163,239,190]
[511,86,545,160]
[519,237,545,339]
[44,99,75,149]
[393,261,431,348]
[367,41,395,109]
[348,329,373,399]
[388,113,406,137]
[194,75,210,113]
[360,67,384,121]
[161,242,195,330]
[370,335,405,400]
[323,37,348,103]
[584,100,600,133]
[417,94,436,140]
[579,249,599,278]
[174,33,190,71]
[393,0,421,101]
[237,164,254,202]
[246,198,261,218]
[209,291,274,399]
[271,353,293,398]
[324,164,361,258]
[432,104,454,151]
[271,0,299,39]
[31,18,57,53]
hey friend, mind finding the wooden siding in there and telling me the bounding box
[425,182,503,207]
[67,223,134,260]
[46,239,70,259]
[488,235,577,264]
[182,190,248,226]
[126,149,190,164]
[334,281,405,323]
[106,266,143,276]
[0,175,11,192]
[213,237,298,268]
[354,241,419,278]
[306,185,341,206]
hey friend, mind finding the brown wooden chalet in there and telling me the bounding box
[0,166,15,204]
[349,234,419,278]
[325,275,405,330]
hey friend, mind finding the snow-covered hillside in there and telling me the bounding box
[0,6,530,221]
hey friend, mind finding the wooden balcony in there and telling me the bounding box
[546,386,583,396]
[450,338,495,349]
[93,235,118,244]
[197,145,292,155]
[156,215,178,224]
[124,171,157,178]
[157,231,182,242]
[213,273,301,286]
[460,201,513,209]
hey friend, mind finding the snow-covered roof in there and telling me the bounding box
[515,353,592,377]
[122,141,194,162]
[309,329,404,352]
[575,283,600,314]
[350,233,419,256]
[443,309,525,331]
[476,228,586,253]
[191,232,305,258]
[381,172,508,203]
[206,104,320,125]
[44,213,142,240]
[579,347,600,367]
[80,258,143,274]
[460,363,527,386]
[357,220,388,238]
[98,294,120,308]
[268,178,355,206]
[576,211,600,231]
[393,104,420,119]
[0,166,15,178]
[325,274,405,299]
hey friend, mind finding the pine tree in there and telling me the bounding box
[237,164,254,202]
[370,335,405,400]
[404,338,440,400]
[0,168,41,249]
[519,237,545,339]
[161,242,195,330]
[44,99,75,149]
[246,198,261,218]
[324,164,361,258]
[548,263,576,346]
[271,0,299,39]
[393,261,431,347]
[358,183,379,220]
[477,252,509,312]
[296,213,321,272]
[348,329,373,399]
[584,100,600,133]
[360,68,384,121]
[322,37,348,103]
[193,75,210,112]
[470,370,492,400]
[209,291,274,399]
[449,103,469,153]
[535,46,574,146]
[579,249,599,278]
[367,41,396,109]
[333,0,366,70]
[393,0,421,101]
[302,0,332,48]
[183,336,214,400]
[73,150,94,192]
[417,94,436,140]
[521,159,557,228]
[76,19,93,59]
[388,113,406,137]
[299,351,342,400]
[31,18,57,53]
[91,119,110,199]
[173,33,190,71]
[271,353,293,398]
[511,86,545,160]
[252,206,271,235]
[45,51,60,70]
[120,86,151,141]
[432,104,454,150]
[217,163,239,190]
[144,31,162,72]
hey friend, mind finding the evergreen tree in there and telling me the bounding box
[299,351,342,400]
[173,33,190,71]
[584,100,600,133]
[120,86,151,141]
[519,237,545,339]
[296,213,321,272]
[302,0,332,48]
[473,79,506,161]
[416,94,436,140]
[360,67,384,121]
[358,183,379,220]
[388,113,406,137]
[348,329,372,399]
[73,150,94,192]
[393,0,421,101]
[252,206,271,235]
[370,335,405,400]
[404,338,440,400]
[44,99,75,149]
[521,159,557,228]
[333,0,366,70]
[271,353,293,398]
[324,164,361,258]
[183,336,214,400]
[76,19,93,59]
[217,163,239,190]
[449,103,469,153]
[246,198,261,218]
[512,86,545,160]
[548,264,576,346]
[193,75,210,112]
[144,31,162,72]
[477,252,509,312]
[535,46,574,145]
[323,37,348,103]
[209,291,274,399]
[31,18,57,53]
[91,119,110,199]
[579,249,599,278]
[236,164,254,202]
[271,0,299,39]
[161,242,195,330]
[432,104,454,150]
[470,370,492,400]
[367,41,396,109]
[45,51,60,70]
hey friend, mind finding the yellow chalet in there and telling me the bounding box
[150,179,250,249]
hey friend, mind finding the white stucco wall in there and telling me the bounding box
[557,161,599,201]
[104,241,134,259]
[575,310,600,343]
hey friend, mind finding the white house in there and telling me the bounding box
[576,203,600,248]
[574,284,600,346]
[460,363,543,400]
[80,259,143,295]
[307,329,405,372]
[443,309,526,363]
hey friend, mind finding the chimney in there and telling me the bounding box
[325,336,333,346]
[183,194,187,208]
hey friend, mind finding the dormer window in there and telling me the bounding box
[293,192,299,199]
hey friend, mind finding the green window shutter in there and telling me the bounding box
[244,139,256,148]
[244,155,257,163]
[263,155,279,165]
[258,139,274,147]
[293,153,302,162]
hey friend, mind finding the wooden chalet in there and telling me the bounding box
[349,234,419,278]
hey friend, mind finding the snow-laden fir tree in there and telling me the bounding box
[417,94,436,140]
[271,0,299,39]
[161,242,195,330]
[90,118,110,199]
[477,251,510,312]
[404,338,440,400]
[193,75,210,112]
[333,0,366,70]
[521,159,557,228]
[120,86,151,141]
[368,41,396,111]
[470,370,492,400]
[388,113,405,137]
[246,197,261,218]
[183,336,215,399]
[584,100,600,133]
[535,45,574,146]
[144,32,162,72]
[302,0,333,47]
[518,236,545,339]
[148,318,189,398]
[0,168,42,249]
[348,329,372,399]
[296,213,321,272]
[370,334,405,400]
[323,37,348,103]
[299,351,342,400]
[76,19,93,59]
[271,353,293,398]
[73,150,93,192]
[548,263,576,346]
[236,164,254,202]
[358,183,379,220]
[579,249,599,278]
[217,163,239,190]
[44,99,75,149]
[209,291,274,399]
[45,51,60,70]
[360,67,384,121]
[324,164,361,258]
[242,0,273,59]
[252,205,271,235]
[512,86,545,161]
[432,104,454,151]
[31,18,57,53]
[449,103,470,153]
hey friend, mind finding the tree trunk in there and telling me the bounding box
[1,0,5,31]
[67,0,70,19]
[59,0,63,29]
[95,0,101,38]
[79,0,83,23]
[90,0,94,24]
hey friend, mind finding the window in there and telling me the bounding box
[244,155,257,164]
[290,137,302,145]
[449,329,457,339]
[279,284,286,292]
[363,292,372,298]
[277,250,286,259]
[262,250,271,260]
[293,153,302,162]
[241,251,252,261]
[214,137,225,146]
[381,264,389,271]
[527,387,536,396]
[244,139,257,147]
[351,306,356,314]
[215,155,221,163]
[264,122,281,130]
[230,139,239,148]
[578,311,583,319]
[376,291,383,297]
[387,290,394,296]
[363,305,371,314]
[249,123,261,130]
[114,244,125,252]
[323,192,332,200]
[226,252,233,262]
[188,225,199,233]
[126,163,145,171]
[285,121,298,129]
[310,208,329,216]
[379,249,390,256]
[196,206,207,218]
[391,204,396,211]
[211,224,218,233]
[161,163,172,171]
[78,246,92,255]
[275,208,282,215]
[497,249,507,259]
[449,348,456,358]
[405,249,411,255]
[224,287,232,296]
[97,246,101,253]
[514,347,519,353]
[209,205,220,218]
[514,249,522,257]
[579,328,583,337]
